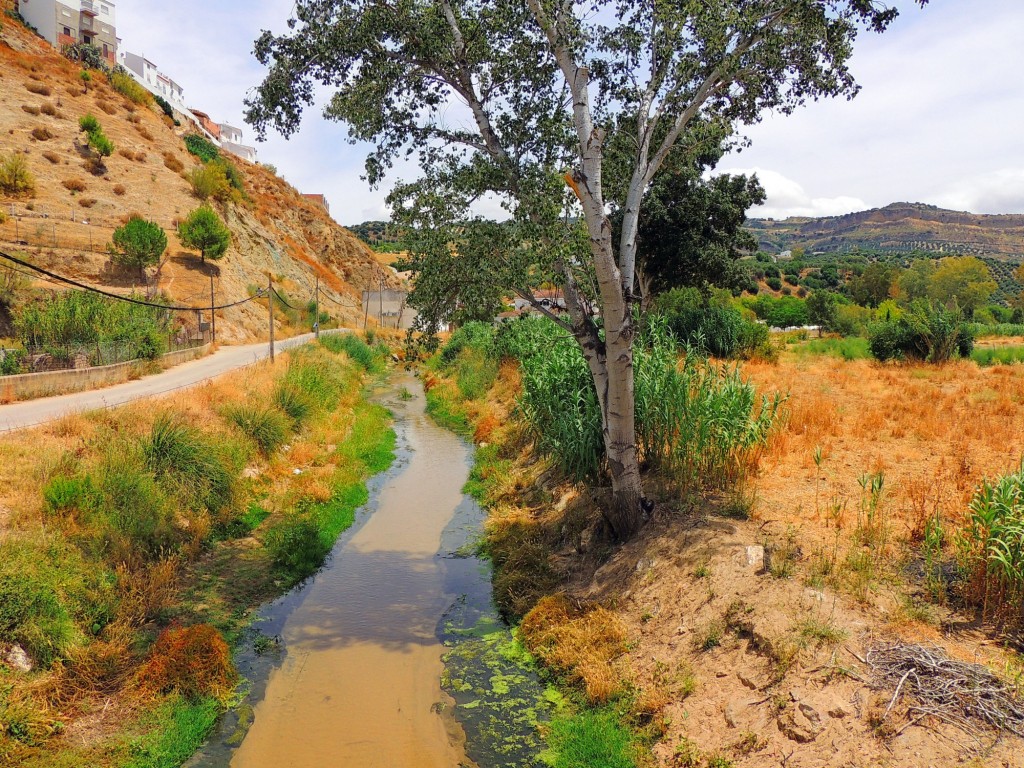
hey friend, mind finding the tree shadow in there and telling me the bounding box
[168,251,221,277]
[97,257,150,289]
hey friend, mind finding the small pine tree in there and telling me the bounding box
[111,216,167,277]
[178,206,231,263]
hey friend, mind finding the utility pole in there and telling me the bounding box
[314,274,320,340]
[378,268,384,327]
[268,274,275,363]
[209,275,216,345]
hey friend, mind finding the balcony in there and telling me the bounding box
[80,0,97,16]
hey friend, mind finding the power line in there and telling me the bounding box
[0,251,263,311]
[270,286,304,311]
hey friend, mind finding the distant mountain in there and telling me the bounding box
[747,203,1024,261]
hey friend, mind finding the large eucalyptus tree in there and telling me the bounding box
[247,0,923,540]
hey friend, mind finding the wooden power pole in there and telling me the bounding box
[314,274,320,340]
[209,275,216,344]
[268,274,275,363]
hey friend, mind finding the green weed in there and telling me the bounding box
[223,404,290,455]
[542,709,636,768]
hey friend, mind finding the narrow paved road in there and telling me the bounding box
[0,331,343,432]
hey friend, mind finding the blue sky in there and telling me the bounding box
[117,0,1024,224]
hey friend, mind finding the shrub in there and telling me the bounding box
[184,134,220,163]
[110,69,152,105]
[111,215,167,276]
[651,288,772,360]
[62,178,87,192]
[40,102,59,117]
[42,151,61,164]
[868,300,973,363]
[187,162,232,201]
[78,197,97,208]
[0,152,36,196]
[113,184,126,196]
[25,82,51,96]
[264,515,331,581]
[97,99,118,115]
[30,126,53,141]
[440,321,494,364]
[163,152,184,173]
[153,94,174,119]
[137,624,235,699]
[21,104,40,115]
[0,349,26,375]
[765,276,782,291]
[144,414,235,515]
[137,126,154,141]
[223,403,289,455]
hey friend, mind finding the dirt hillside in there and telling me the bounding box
[0,15,396,341]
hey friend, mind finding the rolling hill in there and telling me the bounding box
[0,12,396,342]
[748,202,1024,262]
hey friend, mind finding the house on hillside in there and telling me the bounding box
[189,109,221,142]
[512,288,566,314]
[119,50,187,113]
[361,289,417,330]
[17,0,117,64]
[302,194,330,215]
[218,124,257,163]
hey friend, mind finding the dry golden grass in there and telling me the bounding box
[745,355,1024,542]
[520,594,628,704]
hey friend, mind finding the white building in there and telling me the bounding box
[218,123,257,163]
[119,50,188,113]
[17,0,117,64]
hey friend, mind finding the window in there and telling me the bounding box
[100,4,109,13]
[63,26,72,36]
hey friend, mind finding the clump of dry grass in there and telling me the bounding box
[163,152,183,173]
[25,81,51,96]
[62,178,86,192]
[30,126,53,141]
[78,197,96,208]
[520,594,628,704]
[21,103,40,115]
[113,183,126,196]
[41,150,60,164]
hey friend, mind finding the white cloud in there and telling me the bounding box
[717,167,867,220]
[931,169,1024,216]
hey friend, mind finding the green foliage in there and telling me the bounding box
[111,216,168,274]
[78,113,114,158]
[184,134,220,163]
[123,695,220,768]
[928,257,997,313]
[264,515,329,581]
[110,69,152,105]
[806,290,841,332]
[543,709,636,768]
[791,336,871,361]
[957,461,1024,630]
[78,114,100,134]
[143,414,236,515]
[651,288,772,359]
[319,333,385,373]
[14,289,170,360]
[610,158,764,295]
[868,300,973,363]
[743,295,810,328]
[440,321,496,364]
[223,404,290,455]
[187,162,231,201]
[0,152,35,196]
[0,349,25,376]
[273,383,312,427]
[178,206,231,262]
[153,94,175,119]
[972,346,1024,367]
[503,317,780,486]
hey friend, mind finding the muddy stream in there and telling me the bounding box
[189,373,554,767]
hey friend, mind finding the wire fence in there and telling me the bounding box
[0,336,204,376]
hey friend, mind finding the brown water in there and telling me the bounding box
[195,373,474,767]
